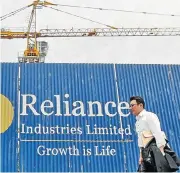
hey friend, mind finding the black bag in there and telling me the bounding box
[141,148,157,172]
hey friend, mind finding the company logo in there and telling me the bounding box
[0,94,14,133]
[20,94,130,117]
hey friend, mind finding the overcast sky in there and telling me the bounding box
[1,0,180,64]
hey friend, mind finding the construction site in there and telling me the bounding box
[1,0,180,172]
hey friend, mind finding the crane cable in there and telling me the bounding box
[0,5,29,21]
[56,4,180,17]
[43,5,118,29]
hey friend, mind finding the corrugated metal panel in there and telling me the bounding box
[1,63,19,172]
[115,64,180,172]
[1,63,180,172]
[19,63,125,172]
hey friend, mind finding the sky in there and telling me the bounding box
[0,0,180,64]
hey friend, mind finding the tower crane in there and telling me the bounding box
[1,1,180,63]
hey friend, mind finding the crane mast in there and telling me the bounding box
[23,1,39,58]
[18,0,56,63]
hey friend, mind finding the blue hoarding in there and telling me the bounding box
[1,63,180,172]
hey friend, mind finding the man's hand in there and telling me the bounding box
[139,156,143,165]
[159,145,165,156]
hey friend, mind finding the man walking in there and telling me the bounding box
[129,96,180,172]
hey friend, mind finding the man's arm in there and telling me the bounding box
[137,133,143,164]
[159,146,165,156]
[139,148,143,164]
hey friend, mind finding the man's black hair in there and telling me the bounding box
[130,96,145,108]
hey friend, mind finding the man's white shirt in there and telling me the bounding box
[136,109,166,148]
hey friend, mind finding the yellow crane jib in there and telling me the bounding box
[0,30,41,39]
